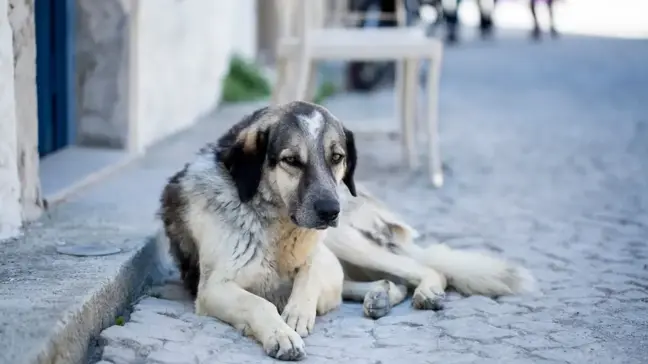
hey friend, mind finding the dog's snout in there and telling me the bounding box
[314,199,340,222]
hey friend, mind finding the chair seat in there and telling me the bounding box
[271,1,445,187]
[277,27,442,61]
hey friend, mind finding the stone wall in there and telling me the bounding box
[76,0,259,152]
[75,0,132,148]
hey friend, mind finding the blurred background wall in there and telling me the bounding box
[76,0,259,152]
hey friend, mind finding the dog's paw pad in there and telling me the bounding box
[264,328,306,361]
[281,303,315,338]
[363,290,391,319]
[412,290,445,311]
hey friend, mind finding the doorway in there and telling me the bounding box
[35,0,76,157]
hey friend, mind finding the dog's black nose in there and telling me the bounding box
[314,199,340,222]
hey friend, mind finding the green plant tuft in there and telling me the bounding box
[222,56,271,103]
[313,80,338,105]
[115,316,125,326]
[221,55,339,104]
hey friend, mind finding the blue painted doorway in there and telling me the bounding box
[35,0,76,157]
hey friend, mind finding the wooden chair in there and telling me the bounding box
[272,0,444,187]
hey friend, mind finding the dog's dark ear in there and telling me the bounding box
[343,127,357,197]
[216,109,270,202]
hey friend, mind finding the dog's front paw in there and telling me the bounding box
[281,301,316,337]
[263,326,306,361]
[412,284,445,311]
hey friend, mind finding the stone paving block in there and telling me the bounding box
[549,329,597,347]
[100,325,164,353]
[146,349,198,364]
[100,345,140,364]
[502,335,562,350]
[125,321,193,342]
[134,297,191,318]
[531,343,623,364]
[129,310,193,330]
[371,323,443,347]
[470,343,525,359]
[436,317,516,341]
[507,320,565,334]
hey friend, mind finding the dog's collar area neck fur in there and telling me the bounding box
[240,181,284,223]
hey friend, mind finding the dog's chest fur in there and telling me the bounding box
[171,156,324,310]
[234,220,323,309]
[270,220,322,277]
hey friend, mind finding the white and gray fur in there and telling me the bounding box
[158,101,535,361]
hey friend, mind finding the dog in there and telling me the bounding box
[158,101,535,361]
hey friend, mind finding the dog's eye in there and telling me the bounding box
[331,153,344,164]
[281,156,300,167]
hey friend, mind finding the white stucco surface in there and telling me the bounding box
[135,0,259,150]
[0,0,23,240]
[135,0,237,150]
[77,0,258,152]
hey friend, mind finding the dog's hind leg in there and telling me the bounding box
[343,280,408,319]
[196,280,306,361]
[326,225,448,310]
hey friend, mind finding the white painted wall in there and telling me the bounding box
[0,0,23,240]
[134,0,259,151]
[231,0,258,60]
[9,0,44,222]
[76,0,258,151]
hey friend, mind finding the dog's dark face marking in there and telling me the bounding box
[217,101,357,229]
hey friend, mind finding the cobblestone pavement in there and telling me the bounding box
[96,32,648,363]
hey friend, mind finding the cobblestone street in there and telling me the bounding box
[96,31,648,364]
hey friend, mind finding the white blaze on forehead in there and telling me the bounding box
[297,110,324,139]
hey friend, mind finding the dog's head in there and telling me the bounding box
[216,101,357,229]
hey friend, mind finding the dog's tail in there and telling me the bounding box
[345,184,535,297]
[412,243,536,297]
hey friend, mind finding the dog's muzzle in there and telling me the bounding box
[313,198,340,228]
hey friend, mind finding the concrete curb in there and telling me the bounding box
[0,233,161,364]
[48,237,159,364]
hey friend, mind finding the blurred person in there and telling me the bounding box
[442,0,498,43]
[530,0,559,39]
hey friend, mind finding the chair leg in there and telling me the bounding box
[426,52,444,188]
[402,59,418,169]
[294,54,315,102]
[304,61,318,103]
[395,59,405,150]
[271,56,290,105]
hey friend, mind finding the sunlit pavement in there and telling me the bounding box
[456,0,648,39]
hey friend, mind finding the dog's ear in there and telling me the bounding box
[342,127,357,197]
[216,108,271,202]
